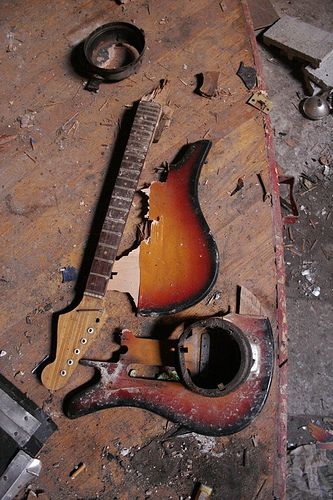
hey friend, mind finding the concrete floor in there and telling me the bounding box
[260,0,333,497]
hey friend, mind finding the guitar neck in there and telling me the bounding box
[85,100,161,299]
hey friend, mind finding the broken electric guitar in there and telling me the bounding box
[42,98,274,436]
[41,99,219,390]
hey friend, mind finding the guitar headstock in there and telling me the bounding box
[41,295,107,390]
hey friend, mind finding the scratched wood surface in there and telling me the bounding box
[0,0,281,498]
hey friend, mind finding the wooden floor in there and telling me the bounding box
[0,0,284,498]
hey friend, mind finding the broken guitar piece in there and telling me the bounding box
[41,98,218,390]
[41,83,272,439]
[41,99,162,390]
[65,312,274,436]
[109,140,219,314]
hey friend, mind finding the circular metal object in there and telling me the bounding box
[302,90,332,120]
[67,359,74,366]
[80,338,87,345]
[177,317,253,397]
[74,348,80,355]
[84,22,145,82]
[87,327,94,334]
[60,369,67,377]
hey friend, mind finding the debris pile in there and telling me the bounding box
[263,15,333,117]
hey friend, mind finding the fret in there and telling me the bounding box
[94,256,114,263]
[110,196,131,210]
[113,182,136,193]
[124,151,146,160]
[113,194,132,202]
[84,291,104,299]
[123,153,147,161]
[130,133,152,141]
[85,100,162,298]
[135,125,155,133]
[111,206,128,213]
[103,218,125,228]
[90,272,110,278]
[136,119,158,128]
[132,129,152,138]
[100,229,119,240]
[119,166,141,175]
[121,160,142,168]
[100,229,122,237]
[98,242,117,249]
[116,177,139,186]
[127,140,149,150]
[137,110,160,119]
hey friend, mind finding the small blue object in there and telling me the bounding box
[61,266,78,282]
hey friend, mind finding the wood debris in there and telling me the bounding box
[198,71,220,98]
[0,133,17,150]
[230,177,244,196]
[70,462,86,479]
[153,104,173,143]
[19,111,36,128]
[257,172,271,201]
[219,1,228,12]
[193,483,213,500]
[319,154,330,166]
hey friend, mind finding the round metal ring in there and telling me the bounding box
[84,22,145,82]
[177,317,253,397]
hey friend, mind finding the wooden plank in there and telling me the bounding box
[0,0,285,498]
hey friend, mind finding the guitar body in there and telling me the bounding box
[65,314,274,436]
[138,140,219,315]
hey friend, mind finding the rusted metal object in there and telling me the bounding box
[178,317,253,397]
[83,22,145,91]
[247,90,272,114]
[279,175,299,225]
[65,313,274,436]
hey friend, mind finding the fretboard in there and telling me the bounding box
[85,100,161,298]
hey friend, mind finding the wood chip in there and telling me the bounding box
[0,133,17,149]
[198,71,220,98]
[219,1,227,11]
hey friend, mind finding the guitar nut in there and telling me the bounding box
[60,370,67,376]
[80,338,87,344]
[74,348,80,355]
[67,359,74,366]
[87,327,94,334]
